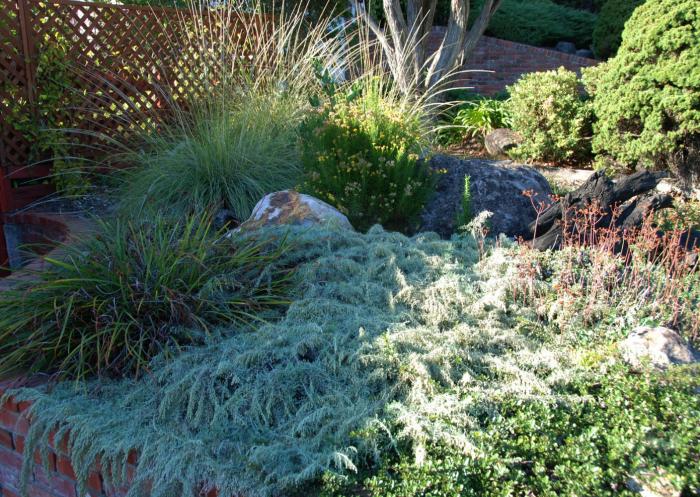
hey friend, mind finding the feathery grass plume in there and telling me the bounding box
[9,226,580,497]
[0,214,293,381]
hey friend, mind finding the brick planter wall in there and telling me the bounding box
[0,383,220,497]
[429,31,599,95]
[0,381,116,497]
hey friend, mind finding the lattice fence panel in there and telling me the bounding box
[0,0,33,212]
[1,0,269,210]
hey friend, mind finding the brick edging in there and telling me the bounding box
[0,380,108,497]
[0,381,223,497]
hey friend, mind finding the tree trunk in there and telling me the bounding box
[355,0,502,95]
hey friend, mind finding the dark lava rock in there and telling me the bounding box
[420,155,553,238]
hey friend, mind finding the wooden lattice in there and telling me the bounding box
[1,0,269,210]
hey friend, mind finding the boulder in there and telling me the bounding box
[626,471,681,497]
[554,41,577,54]
[576,48,594,59]
[484,128,522,158]
[619,326,698,370]
[420,155,553,237]
[238,190,353,231]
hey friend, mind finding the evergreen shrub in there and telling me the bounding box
[370,0,596,48]
[480,0,597,48]
[325,364,700,497]
[591,0,645,59]
[300,80,436,232]
[584,0,700,181]
[506,67,592,163]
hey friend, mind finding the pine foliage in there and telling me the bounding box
[10,226,577,497]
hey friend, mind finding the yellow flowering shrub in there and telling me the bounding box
[300,87,435,232]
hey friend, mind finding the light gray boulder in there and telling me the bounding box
[619,326,698,370]
[237,190,353,231]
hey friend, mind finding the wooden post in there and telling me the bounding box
[0,221,9,276]
[16,0,37,105]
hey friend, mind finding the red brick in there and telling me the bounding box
[17,402,33,413]
[31,449,56,470]
[33,466,76,497]
[13,435,24,453]
[48,431,70,455]
[0,429,13,449]
[0,410,19,432]
[26,482,63,497]
[126,450,138,465]
[55,457,75,480]
[1,485,22,497]
[1,398,20,413]
[0,448,23,488]
[86,471,103,494]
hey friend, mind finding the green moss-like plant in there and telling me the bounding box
[584,0,700,181]
[591,0,645,59]
[506,67,592,163]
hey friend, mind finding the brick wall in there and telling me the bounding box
[0,381,111,497]
[429,30,599,95]
[0,381,220,497]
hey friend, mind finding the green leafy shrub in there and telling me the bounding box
[300,80,436,232]
[583,0,700,182]
[592,0,645,59]
[0,215,292,380]
[506,67,593,163]
[336,364,700,497]
[552,0,604,12]
[441,96,512,145]
[480,0,597,48]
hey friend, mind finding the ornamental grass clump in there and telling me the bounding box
[117,93,303,221]
[300,78,436,232]
[0,215,293,380]
[66,0,350,221]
